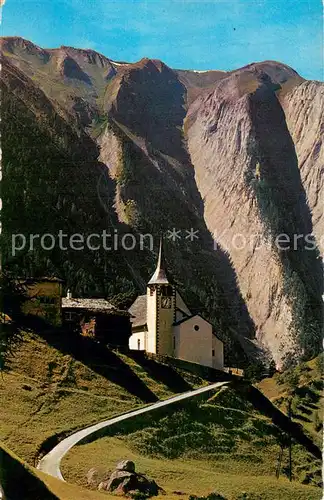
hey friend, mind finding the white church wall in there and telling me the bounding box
[129,331,146,351]
[175,315,215,368]
[212,335,224,370]
[129,244,226,369]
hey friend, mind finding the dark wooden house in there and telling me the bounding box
[61,292,131,347]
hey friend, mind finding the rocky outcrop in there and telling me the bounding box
[91,460,164,497]
[56,54,92,85]
[104,58,188,161]
[71,95,98,126]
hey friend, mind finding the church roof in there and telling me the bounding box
[148,238,170,285]
[129,294,147,328]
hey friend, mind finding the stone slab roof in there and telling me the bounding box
[62,297,130,316]
[62,298,115,310]
[129,295,147,328]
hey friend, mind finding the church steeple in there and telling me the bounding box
[148,237,170,286]
[146,237,174,356]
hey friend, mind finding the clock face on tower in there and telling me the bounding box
[161,296,172,309]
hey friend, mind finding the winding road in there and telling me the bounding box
[37,381,228,481]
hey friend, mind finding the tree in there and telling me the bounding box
[244,360,266,382]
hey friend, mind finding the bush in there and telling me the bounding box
[189,493,227,500]
[244,361,266,382]
[276,369,299,389]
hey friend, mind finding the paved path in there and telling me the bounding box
[37,381,228,481]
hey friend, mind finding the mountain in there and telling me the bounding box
[1,36,323,367]
[186,64,323,364]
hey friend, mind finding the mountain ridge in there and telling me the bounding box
[1,36,323,367]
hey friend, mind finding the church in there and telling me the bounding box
[128,240,224,370]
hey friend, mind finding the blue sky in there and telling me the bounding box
[1,0,323,80]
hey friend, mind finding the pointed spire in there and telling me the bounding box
[148,236,170,285]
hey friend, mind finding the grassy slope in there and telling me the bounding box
[0,443,115,500]
[258,356,323,447]
[0,331,206,465]
[1,334,321,500]
[62,385,321,500]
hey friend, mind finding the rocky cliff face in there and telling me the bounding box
[186,66,322,365]
[104,58,188,161]
[1,37,322,366]
[279,81,324,249]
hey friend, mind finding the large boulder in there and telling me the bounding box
[99,470,135,492]
[98,460,164,497]
[132,474,162,497]
[116,460,136,473]
[86,467,99,487]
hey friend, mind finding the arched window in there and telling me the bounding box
[137,339,141,350]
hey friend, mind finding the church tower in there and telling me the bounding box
[146,238,175,356]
